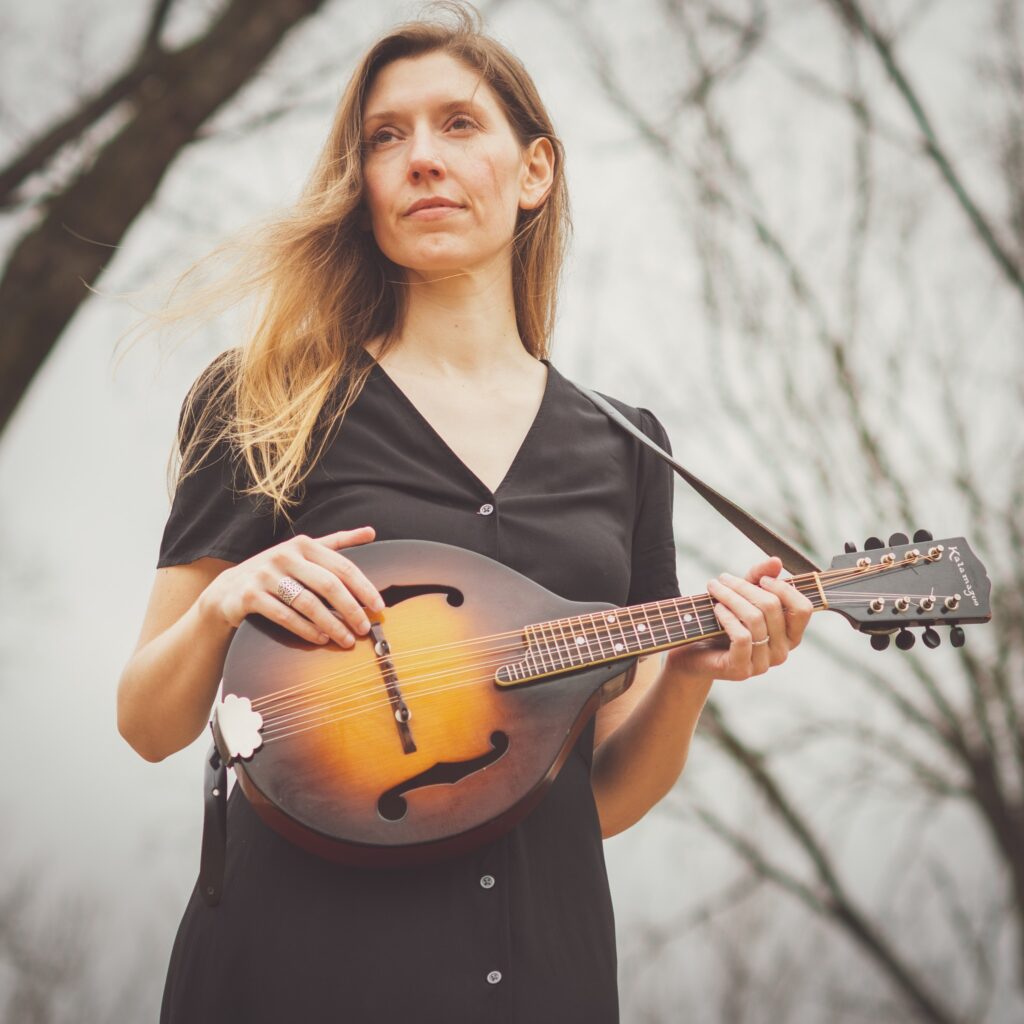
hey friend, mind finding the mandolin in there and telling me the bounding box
[209,532,991,869]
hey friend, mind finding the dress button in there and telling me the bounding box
[480,874,495,889]
[478,503,494,515]
[487,970,502,984]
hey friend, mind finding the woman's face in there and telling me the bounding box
[360,50,552,276]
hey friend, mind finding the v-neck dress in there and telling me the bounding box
[155,348,681,1024]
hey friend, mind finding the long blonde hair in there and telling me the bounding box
[137,0,571,528]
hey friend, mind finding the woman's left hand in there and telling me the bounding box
[663,556,814,682]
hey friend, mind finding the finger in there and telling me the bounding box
[318,525,376,548]
[708,575,772,643]
[302,534,386,613]
[759,575,814,647]
[250,589,348,648]
[280,556,376,644]
[299,560,377,639]
[744,556,783,586]
[713,572,786,662]
[711,601,762,680]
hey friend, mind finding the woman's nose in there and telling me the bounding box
[406,130,445,182]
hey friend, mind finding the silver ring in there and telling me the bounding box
[751,637,770,647]
[276,576,304,607]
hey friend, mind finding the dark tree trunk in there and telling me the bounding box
[0,0,331,433]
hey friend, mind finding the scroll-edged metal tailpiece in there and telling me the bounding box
[211,693,264,766]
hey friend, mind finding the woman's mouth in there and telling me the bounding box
[406,205,464,220]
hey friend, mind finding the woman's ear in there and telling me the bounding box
[518,136,555,211]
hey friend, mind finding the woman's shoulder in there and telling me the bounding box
[549,361,664,439]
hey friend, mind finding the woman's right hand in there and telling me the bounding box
[200,526,385,648]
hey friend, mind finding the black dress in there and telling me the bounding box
[156,349,680,1024]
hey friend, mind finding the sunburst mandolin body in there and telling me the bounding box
[219,540,635,867]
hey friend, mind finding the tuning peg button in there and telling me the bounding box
[913,529,933,542]
[864,536,884,550]
[950,626,965,648]
[922,627,941,649]
[888,532,909,546]
[870,633,891,651]
[895,628,916,650]
[844,541,857,554]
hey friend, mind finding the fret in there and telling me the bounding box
[637,603,656,651]
[542,620,565,670]
[532,623,554,674]
[689,595,706,636]
[654,598,672,646]
[523,627,539,675]
[554,616,579,667]
[624,607,645,652]
[571,613,594,664]
[589,611,612,660]
[608,609,630,656]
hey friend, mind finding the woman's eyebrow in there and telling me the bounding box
[364,98,483,127]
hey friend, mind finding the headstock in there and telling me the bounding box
[823,532,991,650]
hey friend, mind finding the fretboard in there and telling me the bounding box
[496,582,827,684]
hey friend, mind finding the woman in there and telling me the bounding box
[117,4,813,1021]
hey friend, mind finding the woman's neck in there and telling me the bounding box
[374,258,536,379]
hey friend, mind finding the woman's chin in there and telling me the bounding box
[398,250,505,280]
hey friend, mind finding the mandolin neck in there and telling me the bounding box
[500,572,829,682]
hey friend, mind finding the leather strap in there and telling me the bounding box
[199,734,227,907]
[576,386,820,575]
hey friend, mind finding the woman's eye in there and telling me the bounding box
[367,116,476,148]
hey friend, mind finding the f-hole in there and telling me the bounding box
[380,583,464,608]
[377,731,510,822]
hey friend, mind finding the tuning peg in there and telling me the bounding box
[869,633,891,651]
[922,627,941,649]
[950,626,965,648]
[888,532,909,546]
[844,541,858,553]
[913,529,933,542]
[895,628,916,650]
[864,536,884,550]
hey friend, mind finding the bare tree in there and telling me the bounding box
[0,0,334,434]
[564,0,1024,1020]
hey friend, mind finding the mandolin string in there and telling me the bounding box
[249,557,933,718]
[255,582,942,729]
[249,561,892,713]
[257,594,955,742]
[256,587,950,745]
[249,561,942,720]
[252,573,838,718]
[257,591,950,742]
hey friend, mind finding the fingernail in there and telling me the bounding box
[760,576,772,586]
[372,597,385,611]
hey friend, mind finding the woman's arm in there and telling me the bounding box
[117,558,238,762]
[591,656,713,839]
[590,556,814,839]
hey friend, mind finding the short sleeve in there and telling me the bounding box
[156,353,280,568]
[626,407,681,605]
